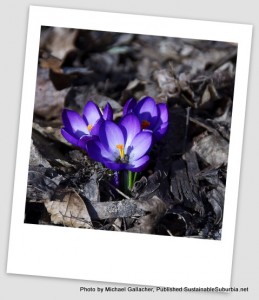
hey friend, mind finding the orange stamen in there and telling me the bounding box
[116,144,125,159]
[87,124,93,132]
[141,120,150,129]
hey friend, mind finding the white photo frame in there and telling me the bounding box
[7,6,252,287]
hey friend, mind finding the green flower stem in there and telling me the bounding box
[133,171,137,185]
[128,170,133,191]
[127,170,138,192]
[123,170,139,195]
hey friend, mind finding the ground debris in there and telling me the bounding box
[84,173,100,202]
[192,132,229,166]
[85,198,146,221]
[207,187,225,225]
[127,196,168,234]
[34,68,68,120]
[24,28,236,239]
[27,170,58,201]
[44,189,92,228]
[29,139,51,168]
[170,157,204,215]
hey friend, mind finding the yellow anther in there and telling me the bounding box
[87,124,93,132]
[116,144,125,159]
[141,120,150,129]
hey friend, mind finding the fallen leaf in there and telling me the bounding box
[34,68,67,120]
[27,169,58,201]
[192,133,229,166]
[84,173,100,202]
[29,139,51,168]
[40,27,77,60]
[44,190,92,228]
[127,196,167,234]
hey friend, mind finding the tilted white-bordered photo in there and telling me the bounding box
[7,6,252,287]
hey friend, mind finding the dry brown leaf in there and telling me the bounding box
[34,68,67,120]
[29,139,51,168]
[44,190,92,228]
[127,196,167,234]
[32,123,68,145]
[39,53,63,73]
[153,69,181,100]
[40,27,77,60]
[192,133,229,166]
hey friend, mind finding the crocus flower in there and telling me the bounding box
[61,101,113,149]
[87,114,153,172]
[123,96,168,141]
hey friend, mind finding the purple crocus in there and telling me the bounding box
[123,96,168,141]
[61,101,113,149]
[87,114,153,172]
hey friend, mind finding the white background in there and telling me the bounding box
[1,0,258,299]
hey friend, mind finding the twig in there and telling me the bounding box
[166,229,174,236]
[182,107,191,153]
[189,116,220,136]
[181,94,195,108]
[113,111,123,120]
[105,180,130,199]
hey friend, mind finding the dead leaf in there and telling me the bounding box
[40,27,77,60]
[153,69,181,99]
[39,52,63,73]
[156,210,190,236]
[65,85,122,114]
[127,196,167,234]
[29,139,51,168]
[170,158,204,215]
[84,173,100,202]
[27,169,58,201]
[192,133,229,166]
[44,190,92,228]
[34,68,67,120]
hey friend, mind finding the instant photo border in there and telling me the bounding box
[7,6,252,287]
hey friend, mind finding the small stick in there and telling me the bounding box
[166,229,174,236]
[105,180,130,199]
[189,116,219,136]
[112,223,122,231]
[182,107,191,153]
[113,111,123,120]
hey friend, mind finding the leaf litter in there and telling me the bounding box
[24,27,237,240]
